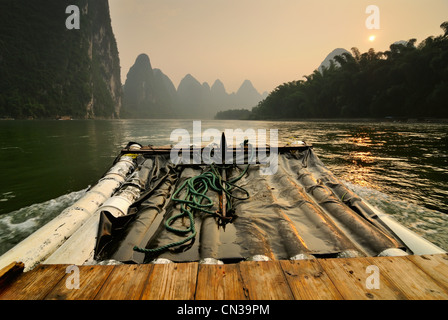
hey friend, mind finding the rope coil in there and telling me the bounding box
[133,142,253,255]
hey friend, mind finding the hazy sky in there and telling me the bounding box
[109,0,448,94]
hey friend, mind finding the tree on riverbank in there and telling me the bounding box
[215,108,251,120]
[248,21,448,120]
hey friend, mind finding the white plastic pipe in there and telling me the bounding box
[45,157,149,266]
[363,200,446,255]
[0,153,138,272]
[44,212,102,266]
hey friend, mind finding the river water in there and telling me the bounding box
[0,119,447,255]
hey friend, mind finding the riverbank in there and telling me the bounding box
[3,117,448,123]
[242,117,448,124]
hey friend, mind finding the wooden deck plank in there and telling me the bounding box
[279,259,343,300]
[0,264,66,300]
[45,265,115,300]
[318,256,407,300]
[0,262,24,289]
[195,263,248,300]
[406,254,448,291]
[238,261,294,300]
[366,256,448,300]
[94,264,152,300]
[2,254,448,300]
[141,262,198,300]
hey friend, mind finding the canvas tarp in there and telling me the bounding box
[94,147,405,264]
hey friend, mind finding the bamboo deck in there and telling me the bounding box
[0,254,447,300]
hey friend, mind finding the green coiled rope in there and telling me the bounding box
[133,162,251,254]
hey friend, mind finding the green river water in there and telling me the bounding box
[0,119,447,255]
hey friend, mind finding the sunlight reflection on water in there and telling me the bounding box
[0,120,447,254]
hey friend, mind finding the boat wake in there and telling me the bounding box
[343,181,448,252]
[0,189,87,256]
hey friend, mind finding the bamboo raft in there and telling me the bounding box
[0,138,447,300]
[1,254,448,300]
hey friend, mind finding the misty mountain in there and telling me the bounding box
[261,91,269,100]
[234,80,263,108]
[176,74,211,118]
[176,76,264,119]
[211,79,228,101]
[209,79,235,115]
[318,48,351,73]
[122,53,265,119]
[121,54,176,118]
[153,68,178,107]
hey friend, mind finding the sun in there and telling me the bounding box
[369,35,376,42]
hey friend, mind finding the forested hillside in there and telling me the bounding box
[0,0,121,119]
[250,22,448,120]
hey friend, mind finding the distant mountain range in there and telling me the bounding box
[0,2,266,120]
[121,53,267,119]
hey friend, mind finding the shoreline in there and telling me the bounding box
[2,117,448,124]
[244,117,448,124]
